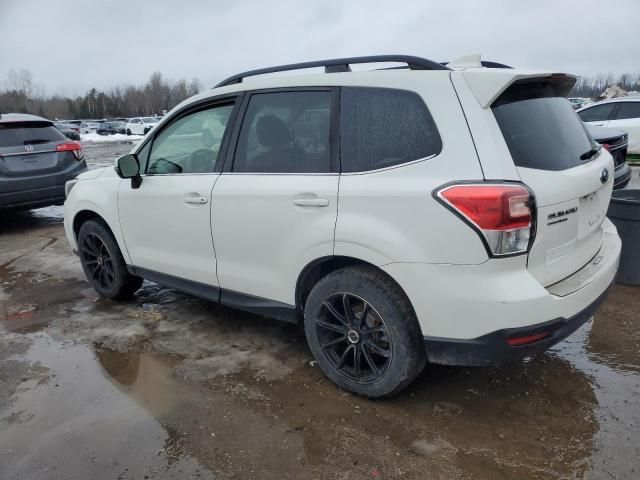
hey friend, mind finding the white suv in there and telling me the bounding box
[63,55,621,398]
[125,117,160,136]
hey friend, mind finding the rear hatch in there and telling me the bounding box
[491,79,614,286]
[0,121,74,191]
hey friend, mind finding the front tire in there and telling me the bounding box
[304,266,426,398]
[143,127,149,135]
[77,220,143,299]
[126,129,131,136]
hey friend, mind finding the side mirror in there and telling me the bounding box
[116,154,142,189]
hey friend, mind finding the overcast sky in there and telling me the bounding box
[1,0,639,96]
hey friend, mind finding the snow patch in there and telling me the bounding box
[80,133,143,143]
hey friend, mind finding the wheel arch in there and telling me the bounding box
[295,256,418,326]
[71,209,132,264]
[73,209,115,241]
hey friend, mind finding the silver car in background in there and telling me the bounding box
[0,113,87,210]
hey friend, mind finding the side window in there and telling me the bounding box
[234,91,332,173]
[147,103,234,174]
[340,87,442,172]
[577,103,616,122]
[614,102,640,120]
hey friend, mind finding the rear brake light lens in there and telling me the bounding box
[602,143,611,152]
[56,141,84,161]
[56,141,81,152]
[436,183,535,256]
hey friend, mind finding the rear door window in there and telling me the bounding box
[613,102,640,120]
[492,83,597,171]
[339,87,441,172]
[577,103,616,122]
[0,121,66,148]
[233,91,332,173]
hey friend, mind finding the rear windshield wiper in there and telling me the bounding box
[580,144,602,161]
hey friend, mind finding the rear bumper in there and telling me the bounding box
[613,162,632,190]
[423,278,613,366]
[382,219,621,365]
[0,161,87,210]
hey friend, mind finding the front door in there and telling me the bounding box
[212,89,339,306]
[118,100,237,286]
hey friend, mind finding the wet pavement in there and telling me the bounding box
[0,144,639,479]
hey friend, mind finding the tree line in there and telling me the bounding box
[1,68,639,120]
[0,69,203,120]
[570,72,640,99]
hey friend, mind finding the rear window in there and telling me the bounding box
[340,87,442,172]
[492,83,596,171]
[0,121,66,148]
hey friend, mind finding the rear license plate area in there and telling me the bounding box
[578,188,606,236]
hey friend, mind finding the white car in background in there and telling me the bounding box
[568,97,591,110]
[126,117,160,136]
[578,97,640,154]
[80,121,100,134]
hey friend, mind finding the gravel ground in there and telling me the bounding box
[0,143,638,479]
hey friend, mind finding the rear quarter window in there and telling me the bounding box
[340,87,442,172]
[492,82,596,171]
[0,121,66,148]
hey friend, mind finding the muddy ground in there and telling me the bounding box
[0,142,639,479]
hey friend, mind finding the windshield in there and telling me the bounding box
[492,83,597,171]
[143,117,159,123]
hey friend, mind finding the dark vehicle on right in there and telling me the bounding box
[586,124,631,190]
[97,121,127,136]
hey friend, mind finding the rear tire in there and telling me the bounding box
[304,265,426,398]
[126,129,131,136]
[77,220,143,299]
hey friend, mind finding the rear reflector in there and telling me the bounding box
[435,183,535,256]
[507,331,549,346]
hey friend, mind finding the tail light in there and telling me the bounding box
[56,141,84,161]
[435,183,535,256]
[602,143,611,152]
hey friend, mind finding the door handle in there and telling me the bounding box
[292,198,329,207]
[184,194,208,205]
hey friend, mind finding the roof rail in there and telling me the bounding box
[441,60,513,69]
[214,55,450,88]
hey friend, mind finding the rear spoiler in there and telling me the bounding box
[459,70,577,108]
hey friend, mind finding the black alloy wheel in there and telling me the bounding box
[81,232,115,290]
[315,292,392,383]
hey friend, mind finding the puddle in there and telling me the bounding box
[0,335,215,480]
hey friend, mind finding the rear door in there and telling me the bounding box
[491,80,614,286]
[211,88,338,306]
[607,101,640,154]
[577,102,616,127]
[0,121,77,192]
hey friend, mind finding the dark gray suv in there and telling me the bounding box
[0,113,87,210]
